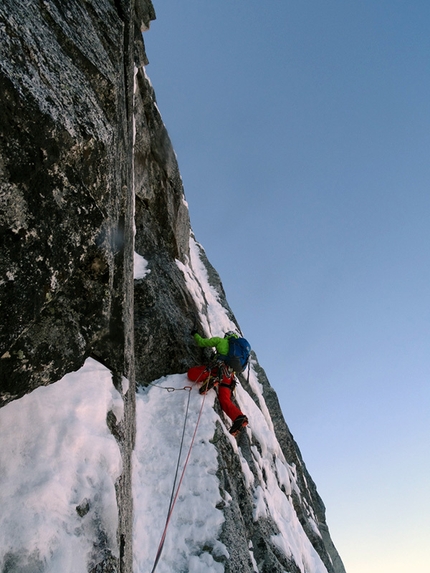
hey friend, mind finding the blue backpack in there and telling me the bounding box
[225,337,251,373]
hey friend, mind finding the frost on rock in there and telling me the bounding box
[176,235,237,338]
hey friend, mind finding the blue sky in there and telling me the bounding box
[143,2,430,571]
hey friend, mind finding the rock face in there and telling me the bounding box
[0,2,346,573]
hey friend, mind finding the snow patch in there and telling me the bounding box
[0,358,123,573]
[134,251,150,280]
[176,236,236,338]
[122,375,130,396]
[248,541,260,573]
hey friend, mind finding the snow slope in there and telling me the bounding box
[0,359,123,572]
[133,372,328,573]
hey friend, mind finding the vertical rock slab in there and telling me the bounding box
[1,0,126,400]
[133,66,204,385]
[0,1,155,571]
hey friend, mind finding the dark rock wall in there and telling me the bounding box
[133,69,203,385]
[0,0,131,401]
[0,2,346,573]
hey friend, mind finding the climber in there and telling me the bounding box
[187,330,249,436]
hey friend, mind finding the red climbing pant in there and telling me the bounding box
[187,365,244,422]
[218,382,243,422]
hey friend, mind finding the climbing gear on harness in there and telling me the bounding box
[199,376,219,394]
[219,375,237,390]
[147,382,193,393]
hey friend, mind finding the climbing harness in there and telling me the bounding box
[149,369,209,573]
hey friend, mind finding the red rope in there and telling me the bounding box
[150,388,208,573]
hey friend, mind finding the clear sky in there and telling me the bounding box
[143,2,430,572]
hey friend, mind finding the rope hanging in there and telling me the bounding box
[150,367,210,573]
[150,392,207,573]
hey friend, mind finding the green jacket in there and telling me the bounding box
[193,333,230,356]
